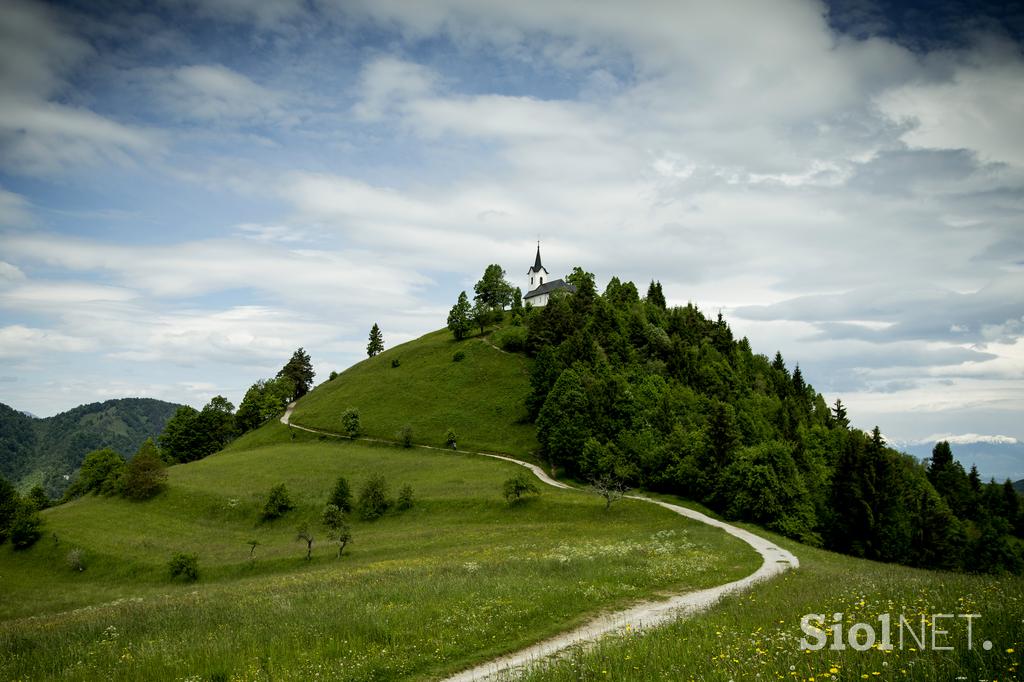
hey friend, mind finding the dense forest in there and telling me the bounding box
[0,398,181,497]
[511,268,1022,574]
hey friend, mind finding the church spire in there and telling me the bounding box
[533,241,543,271]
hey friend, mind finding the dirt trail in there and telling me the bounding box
[280,403,798,681]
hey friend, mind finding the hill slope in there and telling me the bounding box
[291,328,539,458]
[0,421,757,680]
[0,398,182,496]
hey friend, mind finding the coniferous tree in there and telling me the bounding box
[366,323,384,357]
[646,280,666,308]
[277,348,315,399]
[447,291,472,340]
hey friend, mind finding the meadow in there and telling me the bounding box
[290,328,540,459]
[0,424,758,680]
[518,520,1024,681]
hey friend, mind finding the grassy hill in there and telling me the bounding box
[0,421,757,680]
[291,327,539,459]
[0,398,182,496]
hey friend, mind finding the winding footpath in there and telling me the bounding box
[280,403,799,681]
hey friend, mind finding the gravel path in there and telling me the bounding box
[280,403,799,681]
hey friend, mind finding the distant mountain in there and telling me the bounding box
[1014,479,1024,495]
[896,440,1024,483]
[0,398,183,497]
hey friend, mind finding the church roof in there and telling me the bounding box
[530,243,546,273]
[524,278,576,299]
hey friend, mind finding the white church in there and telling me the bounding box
[523,243,575,307]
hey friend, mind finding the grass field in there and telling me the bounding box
[518,518,1024,681]
[0,423,758,681]
[290,327,540,459]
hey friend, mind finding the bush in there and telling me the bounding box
[452,350,466,362]
[261,483,294,521]
[357,474,391,521]
[399,424,413,448]
[391,358,401,368]
[396,484,415,511]
[9,505,42,549]
[342,408,361,438]
[503,473,540,505]
[494,326,527,352]
[328,476,352,513]
[445,428,458,449]
[329,370,338,381]
[67,548,85,572]
[122,446,167,501]
[168,552,198,582]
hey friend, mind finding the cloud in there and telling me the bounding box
[0,324,96,357]
[904,433,1019,446]
[150,64,290,124]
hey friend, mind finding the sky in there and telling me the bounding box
[0,0,1022,476]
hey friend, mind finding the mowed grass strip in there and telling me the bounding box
[0,426,758,681]
[290,328,540,459]
[518,521,1024,682]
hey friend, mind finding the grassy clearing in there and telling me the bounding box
[0,425,758,680]
[290,327,539,459]
[519,518,1024,682]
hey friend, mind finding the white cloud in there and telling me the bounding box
[907,433,1019,446]
[154,64,290,124]
[0,324,96,357]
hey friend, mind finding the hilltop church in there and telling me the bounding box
[523,243,575,307]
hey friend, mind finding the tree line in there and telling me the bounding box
[497,268,1021,574]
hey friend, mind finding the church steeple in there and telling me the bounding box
[533,241,543,272]
[527,241,549,292]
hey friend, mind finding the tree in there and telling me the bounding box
[357,473,391,520]
[66,448,126,498]
[367,323,384,357]
[9,504,42,550]
[0,476,19,544]
[536,367,592,473]
[168,552,198,581]
[321,504,352,557]
[447,291,473,340]
[328,476,352,513]
[236,377,294,433]
[473,264,515,310]
[445,428,458,449]
[399,424,413,448]
[830,399,849,429]
[277,347,315,400]
[122,439,167,500]
[296,524,314,561]
[587,473,630,511]
[342,408,361,438]
[261,484,294,521]
[470,300,491,335]
[646,280,666,309]
[503,473,540,505]
[25,485,50,512]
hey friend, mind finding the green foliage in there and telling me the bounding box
[357,473,391,520]
[328,370,339,381]
[645,280,666,308]
[65,448,126,499]
[503,472,540,505]
[493,325,527,352]
[9,503,42,549]
[396,484,415,510]
[321,503,352,556]
[391,357,401,368]
[328,476,352,513]
[0,475,18,544]
[399,424,413,448]
[295,524,314,561]
[367,323,385,357]
[25,484,50,511]
[452,350,466,362]
[121,439,167,501]
[66,547,85,572]
[261,483,294,521]
[473,264,515,310]
[447,291,472,340]
[341,408,361,438]
[159,396,238,464]
[277,347,315,400]
[236,377,293,433]
[444,428,458,449]
[168,552,198,582]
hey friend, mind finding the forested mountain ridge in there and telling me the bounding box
[516,270,1023,574]
[0,398,182,497]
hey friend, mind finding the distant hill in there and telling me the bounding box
[0,398,183,497]
[897,440,1024,483]
[1015,479,1024,495]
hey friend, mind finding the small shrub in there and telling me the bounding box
[9,506,42,550]
[329,370,338,381]
[396,484,414,511]
[452,350,466,362]
[328,476,352,513]
[494,326,527,352]
[66,548,85,572]
[168,552,198,582]
[261,483,294,521]
[445,428,458,449]
[399,424,413,448]
[503,473,540,505]
[391,358,401,368]
[296,524,314,561]
[342,408,361,438]
[322,504,352,557]
[357,474,391,521]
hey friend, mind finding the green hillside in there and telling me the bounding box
[0,421,757,680]
[291,328,539,459]
[0,398,182,496]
